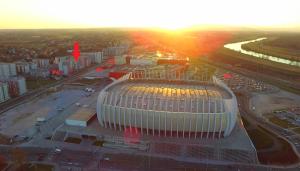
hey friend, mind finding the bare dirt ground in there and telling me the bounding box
[249,90,300,117]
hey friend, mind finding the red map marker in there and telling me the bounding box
[223,73,233,79]
[72,41,80,62]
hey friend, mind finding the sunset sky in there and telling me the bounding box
[1,0,300,29]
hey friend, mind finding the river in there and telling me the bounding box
[224,38,300,67]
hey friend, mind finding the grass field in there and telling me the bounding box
[93,140,105,146]
[24,163,54,171]
[75,78,103,85]
[241,116,274,150]
[242,38,300,62]
[247,127,274,150]
[216,48,300,74]
[241,116,299,164]
[189,58,216,80]
[268,116,300,135]
[12,163,54,171]
[26,79,57,90]
[258,137,300,165]
[293,128,300,134]
[268,116,297,129]
[64,137,82,144]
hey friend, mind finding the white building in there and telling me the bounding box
[0,63,17,78]
[96,75,238,138]
[0,82,10,103]
[16,77,27,95]
[94,52,104,64]
[33,58,50,68]
[103,46,128,56]
[16,62,30,74]
[30,68,50,78]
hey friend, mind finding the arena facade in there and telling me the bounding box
[96,73,238,139]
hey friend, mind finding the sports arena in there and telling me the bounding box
[58,69,257,164]
[96,74,238,139]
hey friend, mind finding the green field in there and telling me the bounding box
[268,116,297,129]
[64,137,82,144]
[241,117,274,150]
[75,78,103,85]
[93,140,105,146]
[293,128,300,134]
[24,163,54,171]
[247,127,274,150]
[219,32,300,74]
[241,38,300,62]
[26,79,57,90]
[215,47,300,74]
[241,116,299,164]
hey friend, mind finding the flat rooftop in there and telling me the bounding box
[67,108,96,121]
[65,108,96,127]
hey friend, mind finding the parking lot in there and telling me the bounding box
[0,77,111,141]
[215,70,278,93]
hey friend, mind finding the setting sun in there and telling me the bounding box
[1,0,300,29]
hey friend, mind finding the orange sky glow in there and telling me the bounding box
[1,0,300,29]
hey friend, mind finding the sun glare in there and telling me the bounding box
[0,0,300,29]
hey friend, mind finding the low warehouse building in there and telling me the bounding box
[66,108,96,127]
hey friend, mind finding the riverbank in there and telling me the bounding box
[241,38,300,62]
[214,47,300,74]
[224,38,300,68]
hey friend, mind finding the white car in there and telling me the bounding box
[54,148,62,153]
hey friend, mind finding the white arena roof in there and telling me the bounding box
[103,81,232,113]
[97,78,238,139]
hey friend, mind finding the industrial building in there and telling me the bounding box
[96,74,237,138]
[65,108,96,127]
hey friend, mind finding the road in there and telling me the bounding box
[0,64,101,115]
[236,91,300,167]
[2,145,300,171]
